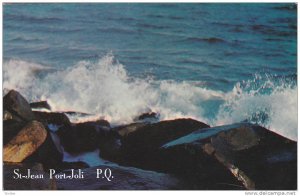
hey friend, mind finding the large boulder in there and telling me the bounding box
[3,90,35,121]
[57,121,116,154]
[161,123,297,190]
[114,122,148,137]
[3,162,56,190]
[4,121,47,162]
[97,130,121,162]
[57,123,99,154]
[93,119,111,129]
[118,118,209,169]
[3,119,27,145]
[56,164,186,190]
[33,111,71,126]
[4,110,23,122]
[24,130,63,170]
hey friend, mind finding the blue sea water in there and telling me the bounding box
[3,3,297,140]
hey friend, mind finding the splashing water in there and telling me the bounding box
[214,74,297,140]
[3,55,297,140]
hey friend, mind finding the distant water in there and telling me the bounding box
[3,3,297,140]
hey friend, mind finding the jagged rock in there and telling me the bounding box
[30,101,51,110]
[4,121,47,162]
[119,118,209,169]
[3,90,35,121]
[33,111,71,126]
[161,123,297,190]
[56,164,186,190]
[3,162,56,190]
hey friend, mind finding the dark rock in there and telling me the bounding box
[62,111,91,120]
[57,121,120,161]
[119,118,209,169]
[33,111,71,126]
[63,111,90,115]
[82,119,111,129]
[56,164,186,190]
[4,110,13,121]
[114,122,148,137]
[94,119,111,128]
[3,90,35,121]
[58,123,98,153]
[3,162,56,190]
[3,107,29,146]
[30,101,51,110]
[4,121,47,162]
[3,119,26,145]
[134,112,160,122]
[57,122,106,154]
[98,132,122,162]
[138,112,158,120]
[24,130,63,171]
[161,123,297,190]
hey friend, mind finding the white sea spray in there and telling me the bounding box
[3,55,297,141]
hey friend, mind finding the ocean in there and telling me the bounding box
[3,3,297,140]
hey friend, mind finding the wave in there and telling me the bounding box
[184,37,225,44]
[3,55,297,141]
[97,27,136,34]
[9,36,42,42]
[5,13,64,24]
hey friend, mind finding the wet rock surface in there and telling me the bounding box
[4,121,48,162]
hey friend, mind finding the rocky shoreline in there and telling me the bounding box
[3,89,297,190]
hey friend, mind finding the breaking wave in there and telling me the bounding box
[3,55,297,141]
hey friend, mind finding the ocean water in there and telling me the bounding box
[3,3,297,140]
